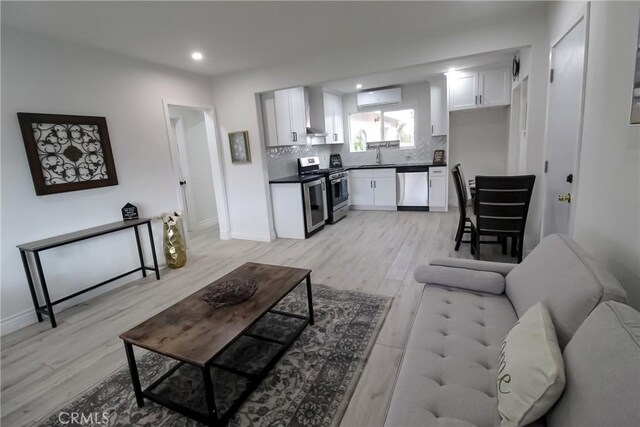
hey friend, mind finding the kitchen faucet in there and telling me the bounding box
[376,146,382,165]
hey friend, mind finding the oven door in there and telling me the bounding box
[330,176,349,210]
[302,178,327,233]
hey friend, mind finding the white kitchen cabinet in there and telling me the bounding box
[260,92,278,147]
[349,168,396,210]
[309,88,344,145]
[448,71,479,111]
[428,167,447,211]
[448,67,510,111]
[479,67,511,107]
[430,77,449,136]
[274,87,308,145]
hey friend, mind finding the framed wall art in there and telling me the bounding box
[631,15,640,125]
[228,131,251,164]
[432,149,446,164]
[17,113,118,195]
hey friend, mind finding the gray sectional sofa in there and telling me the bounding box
[385,234,639,427]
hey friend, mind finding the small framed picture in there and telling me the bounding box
[630,15,640,125]
[228,131,251,164]
[433,149,446,164]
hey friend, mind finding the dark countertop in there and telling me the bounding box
[269,174,324,184]
[345,163,447,171]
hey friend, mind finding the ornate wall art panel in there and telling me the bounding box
[17,113,118,195]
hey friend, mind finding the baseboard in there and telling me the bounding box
[199,217,218,228]
[350,205,397,211]
[230,230,275,242]
[1,309,38,336]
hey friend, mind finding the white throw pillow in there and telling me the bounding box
[497,302,566,427]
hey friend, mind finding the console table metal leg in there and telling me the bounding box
[20,250,43,323]
[305,275,314,325]
[202,366,218,424]
[124,342,145,407]
[34,251,56,328]
[146,221,160,280]
[133,226,147,278]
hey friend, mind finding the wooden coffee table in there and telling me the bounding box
[120,262,313,426]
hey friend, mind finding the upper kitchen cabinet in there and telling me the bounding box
[448,67,510,111]
[430,77,449,136]
[308,88,344,144]
[274,87,308,145]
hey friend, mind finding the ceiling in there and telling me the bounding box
[1,1,541,76]
[322,49,517,94]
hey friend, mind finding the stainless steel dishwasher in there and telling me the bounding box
[397,168,429,210]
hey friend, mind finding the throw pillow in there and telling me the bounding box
[497,302,566,427]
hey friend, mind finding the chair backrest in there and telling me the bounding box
[451,165,467,214]
[457,164,470,201]
[474,175,535,236]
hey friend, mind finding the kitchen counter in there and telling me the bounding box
[269,174,323,184]
[346,163,447,172]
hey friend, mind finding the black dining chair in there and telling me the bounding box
[470,175,536,263]
[451,164,472,251]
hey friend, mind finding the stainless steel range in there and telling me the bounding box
[298,155,349,224]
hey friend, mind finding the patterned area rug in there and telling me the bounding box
[39,284,391,427]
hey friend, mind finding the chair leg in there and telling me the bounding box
[511,237,518,257]
[454,216,465,251]
[517,235,524,263]
[473,230,480,260]
[501,237,507,255]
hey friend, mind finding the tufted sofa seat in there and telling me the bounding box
[385,234,629,427]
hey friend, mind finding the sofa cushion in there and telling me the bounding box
[414,265,506,294]
[546,301,640,427]
[505,234,627,349]
[385,285,518,427]
[497,303,565,427]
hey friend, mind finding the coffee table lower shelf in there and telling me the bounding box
[124,306,313,426]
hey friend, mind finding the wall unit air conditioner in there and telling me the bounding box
[356,87,402,107]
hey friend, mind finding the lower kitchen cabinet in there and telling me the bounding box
[349,168,397,210]
[428,166,447,211]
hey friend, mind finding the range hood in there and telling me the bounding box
[306,126,328,137]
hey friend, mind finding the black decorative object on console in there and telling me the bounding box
[122,203,139,221]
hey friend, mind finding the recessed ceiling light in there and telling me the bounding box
[191,52,203,61]
[356,83,363,89]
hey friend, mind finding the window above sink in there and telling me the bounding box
[348,108,414,152]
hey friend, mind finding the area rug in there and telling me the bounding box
[38,284,391,427]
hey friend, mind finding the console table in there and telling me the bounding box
[17,218,160,328]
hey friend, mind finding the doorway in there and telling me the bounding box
[163,101,230,241]
[542,14,588,237]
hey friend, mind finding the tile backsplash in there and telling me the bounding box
[266,136,447,179]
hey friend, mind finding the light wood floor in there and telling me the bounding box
[1,210,513,427]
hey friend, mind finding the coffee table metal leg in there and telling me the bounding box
[202,366,218,423]
[124,342,145,407]
[305,275,314,325]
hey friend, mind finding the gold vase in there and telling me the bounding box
[163,221,186,269]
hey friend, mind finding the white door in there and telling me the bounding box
[373,177,397,206]
[429,176,447,209]
[542,17,587,237]
[170,118,194,232]
[480,68,510,107]
[449,71,478,111]
[350,177,374,205]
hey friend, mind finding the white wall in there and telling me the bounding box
[210,6,550,243]
[570,2,640,308]
[1,27,214,333]
[449,108,510,204]
[168,106,218,229]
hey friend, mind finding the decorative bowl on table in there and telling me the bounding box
[202,278,257,308]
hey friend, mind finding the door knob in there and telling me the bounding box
[558,193,572,203]
[179,181,187,186]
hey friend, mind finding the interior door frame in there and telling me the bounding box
[162,99,231,240]
[540,3,590,239]
[169,116,198,232]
